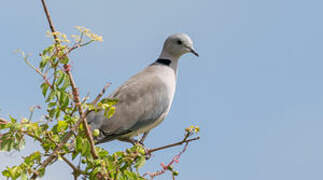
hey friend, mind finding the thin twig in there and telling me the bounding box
[147,136,200,154]
[144,142,192,179]
[90,82,111,105]
[40,0,59,44]
[22,52,53,89]
[28,105,41,121]
[61,156,82,177]
[21,131,44,143]
[57,40,94,61]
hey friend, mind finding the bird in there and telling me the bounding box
[86,33,199,145]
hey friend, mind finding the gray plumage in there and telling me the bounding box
[87,33,198,144]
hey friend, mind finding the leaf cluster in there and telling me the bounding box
[0,28,147,180]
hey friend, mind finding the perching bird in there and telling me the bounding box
[87,33,198,145]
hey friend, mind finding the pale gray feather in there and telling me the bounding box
[87,65,170,143]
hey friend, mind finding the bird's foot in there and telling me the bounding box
[139,131,149,145]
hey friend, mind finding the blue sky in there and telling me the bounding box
[1,0,323,179]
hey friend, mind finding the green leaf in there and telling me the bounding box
[9,116,17,123]
[90,167,101,179]
[55,108,61,119]
[61,56,69,64]
[46,90,56,102]
[1,137,14,151]
[58,91,66,105]
[57,120,68,132]
[42,45,54,56]
[41,83,49,97]
[39,56,50,70]
[38,167,45,177]
[57,74,65,87]
[48,108,56,118]
[76,136,83,152]
[41,142,51,152]
[134,156,146,169]
[81,141,90,156]
[107,107,116,119]
[62,95,69,109]
[13,138,25,151]
[61,75,70,90]
[48,102,56,108]
[72,151,79,160]
[10,166,22,179]
[97,149,109,158]
[50,55,57,65]
[40,124,49,131]
[2,169,10,177]
[124,171,139,180]
[20,172,28,180]
[100,98,119,106]
[24,151,41,165]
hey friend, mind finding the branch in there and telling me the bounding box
[61,155,84,180]
[63,64,98,159]
[64,40,94,56]
[31,0,99,178]
[21,52,53,89]
[40,0,59,44]
[147,136,200,154]
[22,131,44,143]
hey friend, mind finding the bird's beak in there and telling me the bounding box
[190,48,199,57]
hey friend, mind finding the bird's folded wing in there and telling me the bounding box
[88,70,170,139]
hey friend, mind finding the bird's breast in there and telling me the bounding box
[149,66,177,125]
[155,65,177,108]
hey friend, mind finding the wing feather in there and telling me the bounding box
[88,68,170,142]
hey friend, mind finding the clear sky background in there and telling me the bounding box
[1,0,323,179]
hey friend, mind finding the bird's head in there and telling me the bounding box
[160,33,199,60]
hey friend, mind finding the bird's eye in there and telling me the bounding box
[177,40,183,45]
